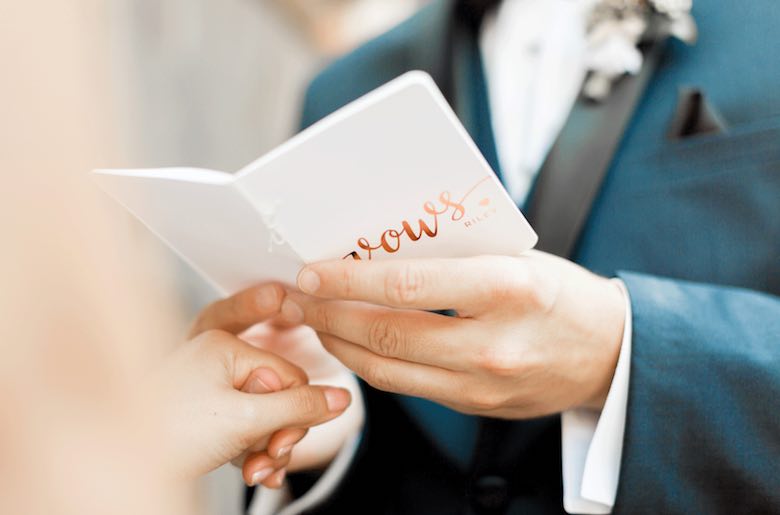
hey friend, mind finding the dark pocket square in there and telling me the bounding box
[667,87,729,140]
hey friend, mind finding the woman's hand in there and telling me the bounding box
[154,328,351,487]
[278,250,626,419]
[189,284,364,480]
[239,324,364,473]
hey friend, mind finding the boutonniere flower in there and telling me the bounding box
[583,0,697,101]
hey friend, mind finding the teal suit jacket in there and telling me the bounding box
[285,1,780,513]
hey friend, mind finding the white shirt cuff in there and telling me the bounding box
[247,428,363,515]
[561,279,633,514]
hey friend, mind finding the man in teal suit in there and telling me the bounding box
[238,0,780,513]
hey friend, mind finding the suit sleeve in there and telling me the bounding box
[614,271,780,513]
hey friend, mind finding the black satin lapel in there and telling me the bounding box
[450,8,503,181]
[526,41,667,258]
[403,0,455,97]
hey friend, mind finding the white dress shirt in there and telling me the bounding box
[481,1,630,513]
[251,1,632,513]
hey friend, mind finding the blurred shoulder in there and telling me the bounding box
[300,0,450,128]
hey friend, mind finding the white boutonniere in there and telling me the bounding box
[583,0,697,101]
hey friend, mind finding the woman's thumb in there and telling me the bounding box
[240,385,351,441]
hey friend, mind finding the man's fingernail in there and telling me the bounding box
[280,298,304,324]
[250,468,273,486]
[256,285,280,311]
[297,268,321,294]
[276,445,292,459]
[324,388,351,412]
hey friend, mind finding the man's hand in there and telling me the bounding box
[279,250,626,419]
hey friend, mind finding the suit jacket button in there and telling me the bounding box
[471,475,509,513]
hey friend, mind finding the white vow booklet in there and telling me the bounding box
[95,72,537,294]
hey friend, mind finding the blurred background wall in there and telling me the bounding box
[102,0,428,513]
[108,0,425,170]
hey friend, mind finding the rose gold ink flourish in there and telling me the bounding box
[344,176,492,260]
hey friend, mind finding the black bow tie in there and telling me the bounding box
[456,0,503,27]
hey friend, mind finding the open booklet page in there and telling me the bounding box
[94,72,537,294]
[94,169,303,293]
